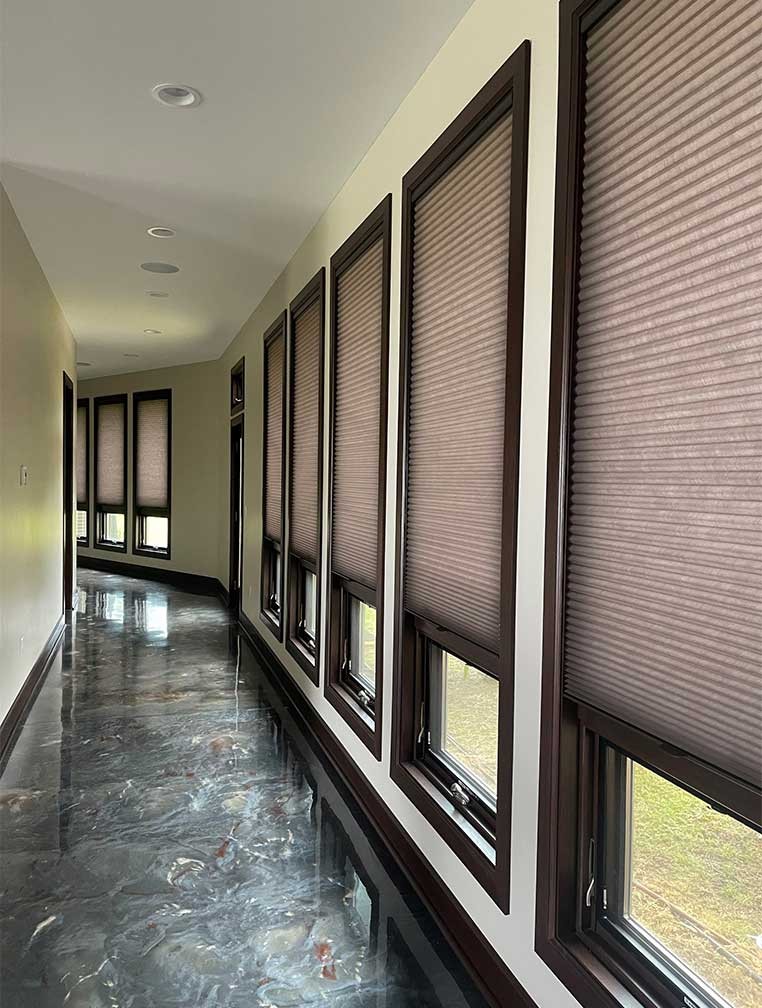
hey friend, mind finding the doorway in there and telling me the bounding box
[62,372,74,611]
[229,415,244,614]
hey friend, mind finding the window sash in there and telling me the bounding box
[571,713,761,1008]
[135,514,169,554]
[410,618,498,840]
[337,577,377,715]
[96,511,126,548]
[262,537,282,620]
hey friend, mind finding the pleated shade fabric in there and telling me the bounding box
[264,327,284,543]
[332,238,384,588]
[562,0,762,786]
[76,403,88,507]
[289,297,322,563]
[96,400,126,509]
[404,112,512,654]
[135,396,169,511]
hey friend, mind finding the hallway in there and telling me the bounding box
[0,571,489,1008]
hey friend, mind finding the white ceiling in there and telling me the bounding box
[1,0,473,378]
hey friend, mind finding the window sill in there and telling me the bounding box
[286,635,319,686]
[536,932,664,1008]
[135,548,170,564]
[390,758,508,911]
[325,677,381,760]
[94,541,127,554]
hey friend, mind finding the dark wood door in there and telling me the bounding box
[62,372,74,610]
[229,416,244,614]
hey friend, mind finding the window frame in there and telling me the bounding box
[230,356,245,417]
[132,388,172,560]
[260,312,287,641]
[391,42,531,913]
[534,0,762,1005]
[76,397,90,546]
[325,195,392,760]
[93,393,128,553]
[285,268,325,685]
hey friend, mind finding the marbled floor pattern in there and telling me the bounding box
[0,570,491,1008]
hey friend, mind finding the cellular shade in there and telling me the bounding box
[332,238,384,588]
[403,112,512,655]
[562,0,762,787]
[289,296,322,563]
[264,323,284,543]
[96,399,126,509]
[135,394,169,511]
[76,402,88,508]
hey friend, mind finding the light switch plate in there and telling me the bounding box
[19,465,28,486]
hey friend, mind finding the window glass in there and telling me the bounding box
[349,597,376,693]
[622,759,762,1008]
[101,512,125,544]
[272,550,281,608]
[303,570,317,640]
[141,515,168,551]
[76,510,87,540]
[428,647,499,799]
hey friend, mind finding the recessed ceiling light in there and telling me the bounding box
[152,83,203,108]
[144,329,163,335]
[141,262,179,274]
[124,353,140,358]
[77,361,92,367]
[146,290,169,297]
[147,226,175,238]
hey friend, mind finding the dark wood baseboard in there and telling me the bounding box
[0,613,66,761]
[78,555,228,605]
[238,610,536,1008]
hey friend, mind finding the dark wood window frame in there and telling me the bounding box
[391,41,531,913]
[286,268,325,685]
[231,356,245,416]
[132,388,172,560]
[261,311,287,642]
[325,194,392,760]
[76,397,90,546]
[94,393,128,553]
[534,2,762,1007]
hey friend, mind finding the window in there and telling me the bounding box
[75,509,88,541]
[231,356,245,416]
[326,196,391,757]
[133,390,171,558]
[598,750,761,1008]
[261,313,286,639]
[426,647,498,819]
[138,515,168,552]
[348,596,376,696]
[536,0,762,1005]
[286,269,325,682]
[391,44,530,911]
[76,398,89,545]
[94,394,127,551]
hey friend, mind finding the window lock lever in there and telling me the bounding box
[585,837,595,908]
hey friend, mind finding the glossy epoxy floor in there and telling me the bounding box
[0,571,491,1008]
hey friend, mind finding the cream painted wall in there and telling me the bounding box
[0,184,76,725]
[77,361,225,584]
[217,0,576,1004]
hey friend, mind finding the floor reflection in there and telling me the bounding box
[0,570,490,1007]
